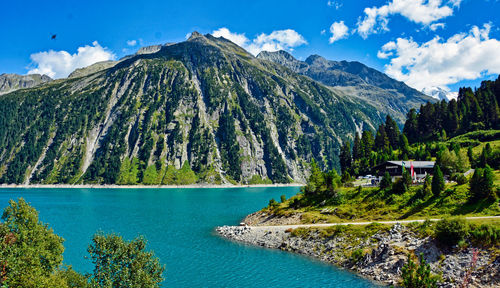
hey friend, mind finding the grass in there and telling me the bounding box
[269,177,499,224]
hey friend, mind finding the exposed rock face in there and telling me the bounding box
[0,73,52,95]
[0,33,384,185]
[217,223,499,288]
[257,50,435,123]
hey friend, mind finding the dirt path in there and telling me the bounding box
[247,215,500,231]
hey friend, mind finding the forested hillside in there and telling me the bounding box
[339,76,500,177]
[0,32,389,185]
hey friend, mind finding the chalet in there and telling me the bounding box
[372,161,435,181]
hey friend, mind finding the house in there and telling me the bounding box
[372,161,435,181]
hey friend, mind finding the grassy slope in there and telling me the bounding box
[269,166,499,224]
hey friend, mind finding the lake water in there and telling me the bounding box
[0,187,380,287]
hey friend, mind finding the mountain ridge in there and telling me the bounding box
[257,50,435,123]
[0,32,385,185]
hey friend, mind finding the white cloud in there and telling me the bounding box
[327,0,342,9]
[212,28,250,47]
[211,28,307,56]
[127,40,137,46]
[429,22,446,31]
[329,21,349,43]
[356,0,459,39]
[378,24,500,91]
[28,41,115,79]
[321,29,326,35]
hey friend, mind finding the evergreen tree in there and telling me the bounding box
[380,171,392,190]
[401,253,437,288]
[352,133,362,160]
[467,146,474,167]
[361,130,374,158]
[479,143,492,168]
[375,124,390,152]
[339,141,352,173]
[403,109,419,143]
[385,115,400,149]
[431,165,445,197]
[470,166,496,201]
[399,134,410,158]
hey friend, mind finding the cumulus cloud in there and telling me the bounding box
[28,41,115,79]
[329,21,349,43]
[127,40,137,46]
[377,24,500,91]
[211,28,307,56]
[357,0,460,38]
[212,28,250,47]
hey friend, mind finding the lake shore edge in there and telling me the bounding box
[217,219,499,288]
[0,183,305,189]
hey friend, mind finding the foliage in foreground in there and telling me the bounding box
[0,198,165,288]
[401,253,437,288]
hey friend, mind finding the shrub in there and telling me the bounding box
[435,217,468,246]
[468,224,500,247]
[280,195,287,203]
[392,178,407,194]
[268,198,279,209]
[350,249,365,264]
[401,253,437,288]
[456,174,468,185]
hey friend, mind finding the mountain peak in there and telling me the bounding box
[305,54,328,66]
[257,50,295,61]
[187,31,205,41]
[256,50,306,71]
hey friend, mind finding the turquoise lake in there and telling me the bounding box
[0,187,381,287]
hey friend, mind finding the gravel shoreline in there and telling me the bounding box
[216,224,499,288]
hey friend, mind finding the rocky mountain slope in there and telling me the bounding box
[257,50,435,123]
[0,73,52,95]
[0,32,428,185]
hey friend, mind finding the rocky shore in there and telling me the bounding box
[216,223,499,287]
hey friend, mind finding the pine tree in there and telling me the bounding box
[385,115,400,149]
[361,130,374,158]
[353,133,362,160]
[403,109,419,143]
[401,253,437,288]
[431,164,444,197]
[339,141,352,173]
[375,124,390,152]
[380,171,392,189]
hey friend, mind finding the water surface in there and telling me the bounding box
[0,187,381,287]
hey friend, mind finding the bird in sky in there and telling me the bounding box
[51,34,56,40]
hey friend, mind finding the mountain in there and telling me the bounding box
[68,61,117,78]
[257,50,435,123]
[0,73,52,95]
[0,32,387,185]
[422,86,458,101]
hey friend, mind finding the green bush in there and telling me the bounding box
[401,253,437,288]
[435,217,468,246]
[468,224,500,247]
[455,174,468,185]
[268,198,279,209]
[350,248,365,264]
[280,195,287,203]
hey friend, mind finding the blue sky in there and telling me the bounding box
[1,0,499,94]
